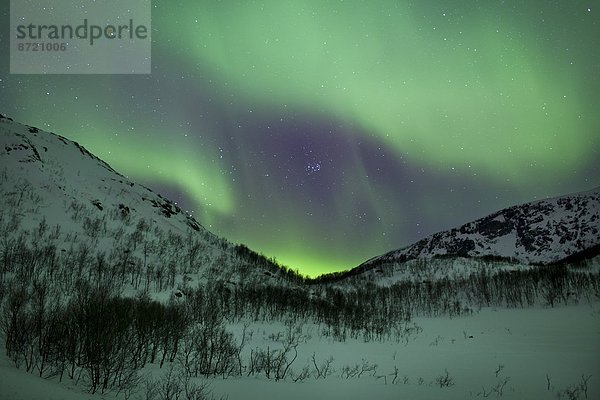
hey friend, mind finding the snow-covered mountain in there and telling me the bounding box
[0,114,296,287]
[355,187,600,274]
[2,113,598,290]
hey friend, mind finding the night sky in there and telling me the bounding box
[1,1,599,277]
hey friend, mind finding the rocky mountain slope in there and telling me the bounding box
[354,186,600,275]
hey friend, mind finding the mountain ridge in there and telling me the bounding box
[350,185,600,277]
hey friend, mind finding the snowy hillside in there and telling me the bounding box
[0,114,207,236]
[0,114,296,288]
[353,186,600,275]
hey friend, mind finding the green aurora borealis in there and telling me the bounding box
[1,1,599,276]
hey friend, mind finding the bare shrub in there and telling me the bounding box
[436,369,455,388]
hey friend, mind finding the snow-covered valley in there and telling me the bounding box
[1,115,599,400]
[2,303,599,400]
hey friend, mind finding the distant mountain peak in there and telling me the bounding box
[359,186,600,270]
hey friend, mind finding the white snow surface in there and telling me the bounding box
[1,303,599,400]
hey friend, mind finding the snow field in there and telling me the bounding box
[3,302,597,400]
